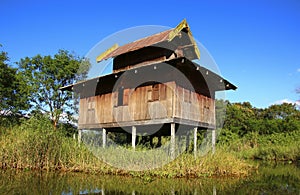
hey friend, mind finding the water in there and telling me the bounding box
[0,162,299,194]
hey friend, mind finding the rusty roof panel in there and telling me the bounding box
[96,19,201,63]
[101,29,172,61]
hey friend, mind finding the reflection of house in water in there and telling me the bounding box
[61,19,236,155]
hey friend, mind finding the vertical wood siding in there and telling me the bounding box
[78,82,215,127]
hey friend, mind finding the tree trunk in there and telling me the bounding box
[53,119,57,130]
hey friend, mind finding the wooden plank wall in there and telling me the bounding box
[78,82,215,127]
[78,82,174,126]
[174,85,215,125]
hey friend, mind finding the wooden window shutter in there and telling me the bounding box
[147,89,152,101]
[123,89,129,105]
[87,97,95,123]
[160,84,166,100]
[177,86,183,102]
[184,89,190,102]
[113,92,117,107]
[117,88,124,106]
[152,84,159,101]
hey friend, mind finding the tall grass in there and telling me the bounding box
[0,117,105,172]
[0,117,254,178]
[219,130,300,161]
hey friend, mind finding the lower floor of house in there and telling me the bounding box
[78,122,216,158]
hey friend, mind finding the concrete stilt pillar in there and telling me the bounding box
[102,128,106,148]
[213,185,217,195]
[212,129,216,154]
[193,127,198,157]
[101,186,105,195]
[78,129,82,144]
[132,126,136,150]
[170,123,175,159]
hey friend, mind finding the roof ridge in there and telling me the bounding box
[96,19,190,62]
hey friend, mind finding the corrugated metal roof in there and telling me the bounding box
[99,29,173,62]
[96,19,201,62]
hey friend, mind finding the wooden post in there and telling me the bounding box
[193,127,197,157]
[170,123,175,159]
[78,129,82,144]
[212,129,216,154]
[132,126,136,150]
[102,128,106,148]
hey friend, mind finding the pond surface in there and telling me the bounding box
[0,162,299,194]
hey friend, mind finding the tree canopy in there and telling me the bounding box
[223,102,300,136]
[18,50,90,128]
[0,45,28,121]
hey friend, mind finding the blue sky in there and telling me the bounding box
[1,0,300,108]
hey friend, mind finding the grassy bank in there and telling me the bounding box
[0,118,253,178]
[218,129,300,162]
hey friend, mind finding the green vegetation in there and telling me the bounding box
[0,116,98,172]
[219,130,300,161]
[0,45,29,123]
[17,50,90,128]
[218,102,300,162]
[0,116,253,178]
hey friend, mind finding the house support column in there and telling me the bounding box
[78,129,82,144]
[170,123,175,159]
[102,128,106,148]
[212,129,216,154]
[193,127,197,157]
[132,126,136,150]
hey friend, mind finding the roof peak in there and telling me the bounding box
[96,19,200,63]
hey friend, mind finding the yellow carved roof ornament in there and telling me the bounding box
[168,19,200,59]
[96,43,119,63]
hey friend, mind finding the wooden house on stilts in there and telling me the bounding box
[61,19,236,156]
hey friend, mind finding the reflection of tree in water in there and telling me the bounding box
[226,163,300,194]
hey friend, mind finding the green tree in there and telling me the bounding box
[224,102,300,135]
[223,102,256,136]
[18,50,90,128]
[0,44,28,122]
[263,103,298,120]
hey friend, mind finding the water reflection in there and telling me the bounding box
[0,162,299,194]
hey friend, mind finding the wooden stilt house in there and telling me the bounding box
[61,19,236,153]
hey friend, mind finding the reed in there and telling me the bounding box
[219,130,300,161]
[0,117,254,178]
